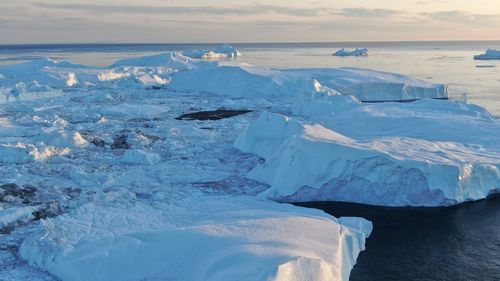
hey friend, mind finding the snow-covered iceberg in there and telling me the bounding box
[0,58,85,103]
[474,49,500,60]
[20,194,371,281]
[183,44,242,59]
[235,99,500,206]
[169,65,448,102]
[110,52,213,69]
[333,48,368,57]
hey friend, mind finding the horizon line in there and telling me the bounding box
[1,39,500,47]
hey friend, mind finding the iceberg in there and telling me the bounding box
[474,49,500,60]
[169,65,448,102]
[333,48,369,57]
[0,58,85,102]
[182,44,242,59]
[110,52,213,69]
[20,194,371,281]
[235,99,500,206]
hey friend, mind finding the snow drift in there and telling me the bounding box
[20,194,371,281]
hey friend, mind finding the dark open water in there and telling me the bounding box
[297,195,500,281]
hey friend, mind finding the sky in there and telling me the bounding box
[1,0,500,44]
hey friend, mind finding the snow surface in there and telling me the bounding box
[474,49,500,60]
[0,52,497,280]
[235,99,500,206]
[333,48,369,57]
[169,65,447,102]
[183,44,242,59]
[20,193,370,281]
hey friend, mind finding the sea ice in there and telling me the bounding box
[20,194,371,281]
[182,44,242,59]
[474,49,500,60]
[110,52,214,69]
[332,48,369,57]
[235,100,500,206]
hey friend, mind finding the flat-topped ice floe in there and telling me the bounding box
[169,65,448,102]
[110,52,214,69]
[183,44,242,59]
[333,48,369,57]
[20,193,371,281]
[235,99,500,206]
[474,49,500,60]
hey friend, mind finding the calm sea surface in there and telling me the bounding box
[0,41,499,115]
[297,195,500,281]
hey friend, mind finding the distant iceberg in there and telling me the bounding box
[474,49,500,60]
[183,44,242,59]
[110,52,212,69]
[333,48,368,57]
[169,65,447,102]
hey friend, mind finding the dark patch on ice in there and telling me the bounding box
[176,109,252,121]
[361,97,448,103]
[91,137,106,147]
[137,131,165,142]
[0,184,36,204]
[111,134,130,149]
[32,201,61,221]
[192,176,268,195]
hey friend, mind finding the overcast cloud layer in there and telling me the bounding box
[0,0,499,44]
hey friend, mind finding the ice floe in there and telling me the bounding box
[474,49,500,60]
[333,48,369,57]
[235,100,500,206]
[110,52,213,69]
[20,194,371,281]
[182,44,242,59]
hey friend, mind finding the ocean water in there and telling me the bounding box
[297,195,500,281]
[0,41,499,115]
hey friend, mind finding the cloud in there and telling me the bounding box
[337,8,401,18]
[422,10,500,25]
[32,2,327,17]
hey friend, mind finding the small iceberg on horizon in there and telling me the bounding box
[333,48,369,57]
[474,49,500,60]
[183,44,242,59]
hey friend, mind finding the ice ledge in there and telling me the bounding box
[19,194,371,281]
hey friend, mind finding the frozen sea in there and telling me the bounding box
[0,41,499,281]
[1,41,499,115]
